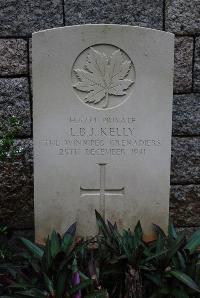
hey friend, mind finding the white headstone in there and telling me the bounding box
[32,25,174,243]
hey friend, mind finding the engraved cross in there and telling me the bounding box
[80,163,125,219]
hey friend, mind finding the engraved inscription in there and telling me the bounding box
[40,115,162,158]
[80,163,125,219]
[72,45,135,109]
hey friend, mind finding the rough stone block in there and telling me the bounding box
[176,227,200,239]
[29,38,32,72]
[0,78,31,137]
[165,0,200,34]
[172,94,200,135]
[0,0,63,36]
[0,139,33,229]
[171,137,200,184]
[174,36,193,93]
[194,37,200,92]
[7,229,34,251]
[170,185,200,227]
[64,0,163,29]
[0,39,28,76]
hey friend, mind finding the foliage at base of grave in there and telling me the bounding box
[1,212,200,298]
[94,212,200,298]
[0,224,15,296]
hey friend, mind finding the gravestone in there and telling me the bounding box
[32,25,174,243]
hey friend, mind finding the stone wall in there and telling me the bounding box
[0,0,199,239]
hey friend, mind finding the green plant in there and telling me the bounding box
[3,223,109,298]
[0,224,15,296]
[93,212,200,298]
[143,222,200,297]
[4,224,92,297]
[93,211,147,297]
[0,116,20,161]
[1,214,200,297]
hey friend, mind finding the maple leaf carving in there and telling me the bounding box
[73,47,134,108]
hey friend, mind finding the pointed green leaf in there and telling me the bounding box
[167,234,185,261]
[56,270,67,298]
[134,221,143,243]
[169,270,200,292]
[155,234,165,253]
[107,220,115,234]
[185,229,200,254]
[168,220,177,239]
[41,236,52,271]
[177,251,186,270]
[145,249,169,262]
[64,222,76,237]
[72,257,78,273]
[50,230,60,257]
[43,273,54,296]
[153,224,166,240]
[62,223,76,252]
[19,237,44,259]
[95,210,110,239]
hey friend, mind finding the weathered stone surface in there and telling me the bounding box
[171,137,200,184]
[8,229,34,250]
[0,78,31,137]
[29,39,32,72]
[0,39,28,76]
[165,0,200,34]
[64,0,163,29]
[0,0,63,36]
[194,37,200,92]
[0,139,33,229]
[176,227,200,239]
[174,37,193,93]
[170,185,200,226]
[32,25,173,241]
[172,94,200,135]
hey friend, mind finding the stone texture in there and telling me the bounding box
[176,227,200,239]
[172,94,200,135]
[0,0,63,36]
[165,0,200,34]
[174,36,193,93]
[194,37,200,92]
[64,0,163,29]
[0,78,31,137]
[0,139,33,229]
[171,137,200,184]
[29,39,32,72]
[8,229,34,250]
[0,39,28,76]
[170,185,200,227]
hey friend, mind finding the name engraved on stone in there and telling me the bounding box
[70,127,135,137]
[80,163,125,219]
[72,45,135,109]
